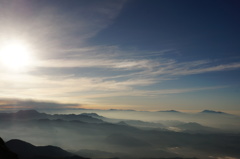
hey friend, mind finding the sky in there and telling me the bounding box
[0,0,240,112]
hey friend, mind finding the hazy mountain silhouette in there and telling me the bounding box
[6,139,89,159]
[158,110,181,113]
[0,110,104,123]
[16,109,47,117]
[0,110,47,121]
[108,109,135,111]
[200,110,227,114]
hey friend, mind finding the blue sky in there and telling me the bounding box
[0,0,240,112]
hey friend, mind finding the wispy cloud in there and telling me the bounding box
[34,44,240,77]
[36,58,158,70]
[79,85,228,99]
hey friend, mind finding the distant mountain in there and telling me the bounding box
[158,110,181,113]
[80,113,104,119]
[108,109,135,111]
[200,110,227,114]
[0,109,104,123]
[0,109,48,120]
[52,113,104,123]
[6,139,89,159]
[16,110,47,117]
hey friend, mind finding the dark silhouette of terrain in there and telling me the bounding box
[0,137,18,159]
[5,139,89,159]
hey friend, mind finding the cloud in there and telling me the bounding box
[79,85,228,99]
[170,62,240,75]
[34,44,240,78]
[36,58,157,70]
[0,98,81,109]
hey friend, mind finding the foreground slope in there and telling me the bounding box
[6,139,89,159]
[0,137,18,159]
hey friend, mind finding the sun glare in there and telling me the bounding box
[0,40,32,71]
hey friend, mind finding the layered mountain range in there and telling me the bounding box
[0,109,240,159]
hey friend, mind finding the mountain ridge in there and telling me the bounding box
[6,139,89,159]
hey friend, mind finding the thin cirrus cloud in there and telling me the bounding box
[35,46,240,77]
[79,85,229,99]
[151,60,240,76]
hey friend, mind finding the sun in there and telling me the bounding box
[0,40,32,71]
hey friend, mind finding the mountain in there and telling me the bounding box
[80,113,104,119]
[6,139,89,159]
[52,113,104,123]
[108,109,135,111]
[0,137,18,159]
[200,110,227,114]
[15,110,47,118]
[0,110,48,121]
[158,110,181,113]
[0,110,104,123]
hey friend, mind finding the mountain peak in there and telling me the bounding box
[14,110,47,119]
[16,109,40,115]
[6,139,34,148]
[108,109,135,111]
[201,110,226,114]
[81,113,102,118]
[158,110,180,113]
